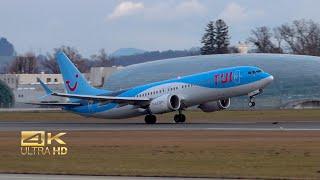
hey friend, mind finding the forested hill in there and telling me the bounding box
[113,49,200,66]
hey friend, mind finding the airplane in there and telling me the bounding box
[29,52,274,124]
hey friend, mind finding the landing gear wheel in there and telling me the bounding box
[248,96,256,107]
[174,114,186,123]
[145,115,157,124]
[248,101,256,107]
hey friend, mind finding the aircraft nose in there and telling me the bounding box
[266,74,274,84]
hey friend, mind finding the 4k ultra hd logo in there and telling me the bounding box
[20,131,68,156]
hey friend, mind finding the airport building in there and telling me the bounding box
[0,66,120,107]
[105,53,320,109]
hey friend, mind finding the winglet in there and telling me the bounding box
[38,78,53,95]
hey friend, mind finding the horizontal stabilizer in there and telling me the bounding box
[38,78,53,95]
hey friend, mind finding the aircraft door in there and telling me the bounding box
[234,70,240,84]
[88,100,93,113]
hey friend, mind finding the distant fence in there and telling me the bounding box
[0,108,62,112]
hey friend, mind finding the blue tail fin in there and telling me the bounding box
[56,52,106,95]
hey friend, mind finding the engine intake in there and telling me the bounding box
[199,98,231,112]
[149,94,181,114]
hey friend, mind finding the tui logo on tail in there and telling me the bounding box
[65,74,79,92]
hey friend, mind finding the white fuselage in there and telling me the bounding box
[91,75,273,119]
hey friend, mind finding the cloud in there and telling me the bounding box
[108,1,144,20]
[219,2,264,24]
[107,0,206,22]
[176,0,207,15]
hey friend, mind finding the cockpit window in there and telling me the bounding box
[249,70,262,75]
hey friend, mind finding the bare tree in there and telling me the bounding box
[91,49,113,67]
[43,46,90,73]
[9,52,38,74]
[248,26,282,53]
[42,53,60,73]
[276,19,320,56]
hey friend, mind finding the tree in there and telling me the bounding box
[9,52,38,74]
[91,49,114,67]
[200,19,230,55]
[42,46,90,73]
[228,46,240,53]
[41,53,59,73]
[276,19,320,56]
[201,21,215,55]
[0,80,14,108]
[248,26,282,53]
[214,19,230,54]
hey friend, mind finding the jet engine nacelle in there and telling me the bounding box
[149,94,181,114]
[199,98,231,112]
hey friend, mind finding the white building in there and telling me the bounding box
[88,66,122,87]
[0,66,120,107]
[237,42,249,54]
[0,73,63,89]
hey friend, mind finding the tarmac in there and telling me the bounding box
[1,121,320,131]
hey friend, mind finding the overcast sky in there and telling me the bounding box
[1,0,320,57]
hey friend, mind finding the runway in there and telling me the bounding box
[0,174,213,180]
[1,121,320,131]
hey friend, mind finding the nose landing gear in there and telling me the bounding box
[248,96,256,107]
[248,89,263,108]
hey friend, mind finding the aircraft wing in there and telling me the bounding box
[37,78,150,107]
[25,102,81,106]
[50,92,150,106]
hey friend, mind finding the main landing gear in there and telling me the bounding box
[144,110,186,124]
[145,114,157,124]
[144,113,186,124]
[174,110,186,123]
[144,107,186,124]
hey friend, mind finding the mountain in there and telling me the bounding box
[114,49,201,66]
[189,47,201,53]
[0,37,15,73]
[0,37,15,56]
[111,48,146,57]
